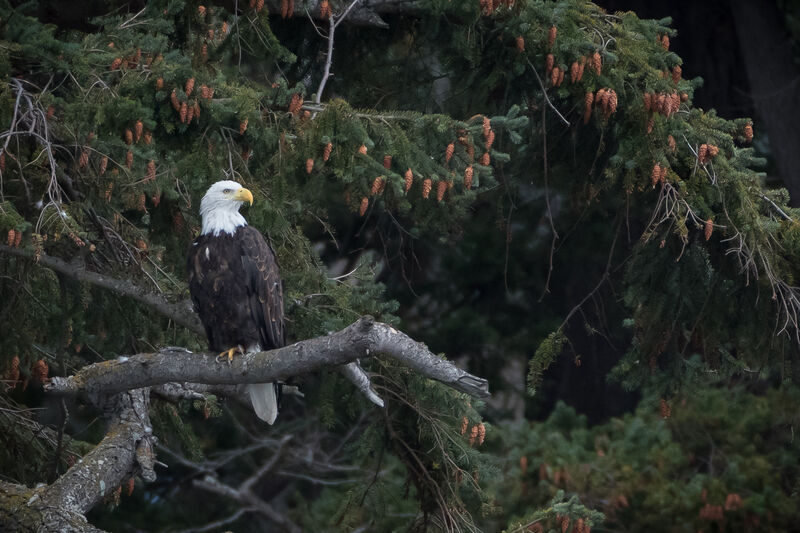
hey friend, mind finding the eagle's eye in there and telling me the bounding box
[223,188,232,194]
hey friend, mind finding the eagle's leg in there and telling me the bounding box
[216,345,245,364]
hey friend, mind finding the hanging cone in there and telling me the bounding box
[323,142,333,161]
[422,178,432,199]
[464,166,474,190]
[404,169,413,192]
[306,158,314,174]
[436,180,447,202]
[445,143,454,163]
[359,197,368,216]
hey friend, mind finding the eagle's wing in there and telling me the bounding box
[186,236,217,347]
[239,225,285,349]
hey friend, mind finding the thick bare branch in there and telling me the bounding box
[48,316,490,399]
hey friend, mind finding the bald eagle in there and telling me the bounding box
[187,180,284,424]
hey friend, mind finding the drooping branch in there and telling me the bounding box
[48,316,490,399]
[0,244,201,333]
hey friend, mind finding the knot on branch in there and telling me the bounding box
[355,315,375,333]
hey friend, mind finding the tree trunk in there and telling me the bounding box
[731,0,800,206]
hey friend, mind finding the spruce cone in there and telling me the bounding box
[320,0,331,18]
[672,65,682,84]
[643,92,652,112]
[460,416,468,435]
[193,101,201,121]
[422,178,432,199]
[445,142,455,163]
[744,123,753,143]
[124,129,133,145]
[583,91,594,124]
[198,5,206,16]
[100,156,108,175]
[126,150,133,169]
[383,154,392,169]
[306,158,314,174]
[323,142,333,161]
[480,152,490,166]
[7,229,15,247]
[464,166,474,190]
[659,398,671,418]
[486,129,495,150]
[570,61,580,83]
[358,144,367,155]
[668,134,677,153]
[146,160,156,182]
[661,34,670,50]
[359,196,368,216]
[404,169,413,192]
[156,77,164,91]
[185,78,195,97]
[78,147,89,170]
[46,105,55,120]
[239,117,248,135]
[111,57,122,70]
[288,93,302,115]
[180,102,188,123]
[651,163,661,188]
[680,92,689,102]
[698,144,709,164]
[515,36,524,52]
[135,120,143,142]
[469,425,478,446]
[591,51,602,75]
[436,180,447,202]
[371,176,384,195]
[482,116,491,138]
[31,359,49,383]
[660,165,668,184]
[545,53,554,75]
[704,219,713,241]
[477,423,486,445]
[186,104,195,124]
[548,25,557,47]
[171,89,180,111]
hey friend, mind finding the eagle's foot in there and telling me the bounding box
[216,345,244,364]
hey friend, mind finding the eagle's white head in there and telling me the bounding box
[199,180,254,236]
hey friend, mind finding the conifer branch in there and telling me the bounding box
[46,317,490,398]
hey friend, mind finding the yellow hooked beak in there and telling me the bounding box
[233,188,254,206]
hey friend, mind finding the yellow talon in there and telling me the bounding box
[216,346,243,363]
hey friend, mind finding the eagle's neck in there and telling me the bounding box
[200,205,247,236]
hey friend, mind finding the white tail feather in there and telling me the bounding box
[247,383,278,424]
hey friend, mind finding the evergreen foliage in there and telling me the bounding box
[1,0,799,530]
